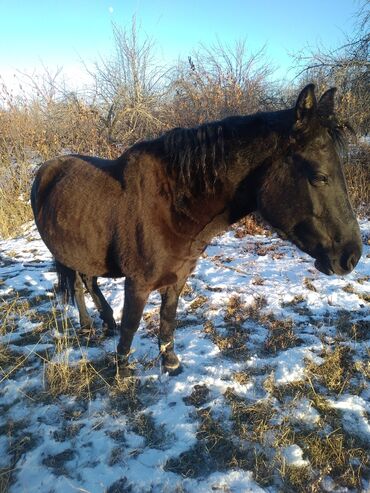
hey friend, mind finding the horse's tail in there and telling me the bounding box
[55,260,76,305]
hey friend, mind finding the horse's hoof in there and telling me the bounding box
[162,350,179,367]
[116,354,135,379]
[162,351,182,376]
[103,324,117,336]
[103,319,117,336]
[117,365,135,379]
[164,364,183,376]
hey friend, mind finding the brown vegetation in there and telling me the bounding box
[0,14,368,239]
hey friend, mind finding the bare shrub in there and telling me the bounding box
[344,141,370,216]
[292,1,369,134]
[0,69,117,237]
[166,39,275,128]
[87,17,168,146]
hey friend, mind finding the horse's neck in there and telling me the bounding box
[202,124,287,229]
[173,114,289,240]
[225,127,281,188]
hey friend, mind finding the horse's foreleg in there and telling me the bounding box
[74,272,93,330]
[159,280,186,375]
[81,274,117,334]
[117,277,149,376]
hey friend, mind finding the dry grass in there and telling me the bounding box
[264,318,298,354]
[1,281,369,490]
[189,295,208,312]
[44,355,98,398]
[224,388,275,443]
[226,373,370,492]
[306,345,354,394]
[0,293,42,383]
[336,311,370,341]
[131,412,168,448]
[43,333,122,399]
[0,467,12,493]
[0,419,39,493]
[233,214,269,238]
[303,277,317,292]
[165,406,252,478]
[0,186,32,239]
[0,345,27,386]
[183,384,210,407]
[223,294,250,325]
[0,295,117,399]
[354,358,370,380]
[203,320,249,359]
[252,451,276,486]
[0,86,120,238]
[296,431,369,490]
[281,294,306,307]
[244,295,269,321]
[232,370,250,385]
[278,461,312,492]
[342,283,370,303]
[0,293,33,336]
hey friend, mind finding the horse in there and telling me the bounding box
[31,84,362,376]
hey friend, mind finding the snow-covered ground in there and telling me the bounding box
[0,220,369,493]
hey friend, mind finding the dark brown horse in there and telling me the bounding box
[31,84,362,376]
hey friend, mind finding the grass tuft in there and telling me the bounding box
[203,321,249,359]
[264,318,298,354]
[183,384,210,407]
[297,431,369,490]
[306,345,354,394]
[165,406,252,478]
[224,388,275,443]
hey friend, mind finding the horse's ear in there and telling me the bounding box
[318,87,337,117]
[295,84,317,125]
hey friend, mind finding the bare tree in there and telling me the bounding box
[293,1,369,133]
[88,17,168,146]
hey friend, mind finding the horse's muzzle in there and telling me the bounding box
[314,240,362,276]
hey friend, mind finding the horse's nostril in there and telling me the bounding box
[349,254,357,270]
[340,251,359,273]
[345,256,353,272]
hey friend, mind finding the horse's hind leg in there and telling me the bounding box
[55,260,92,331]
[81,275,117,334]
[74,272,94,330]
[159,280,186,375]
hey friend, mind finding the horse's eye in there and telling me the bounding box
[310,174,328,186]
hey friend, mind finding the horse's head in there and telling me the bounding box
[259,84,362,275]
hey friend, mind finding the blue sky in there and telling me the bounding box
[0,0,359,87]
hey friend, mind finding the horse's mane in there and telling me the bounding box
[320,113,353,155]
[158,108,351,197]
[162,121,227,195]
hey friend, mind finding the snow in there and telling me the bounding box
[0,219,369,492]
[281,444,309,467]
[328,394,370,445]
